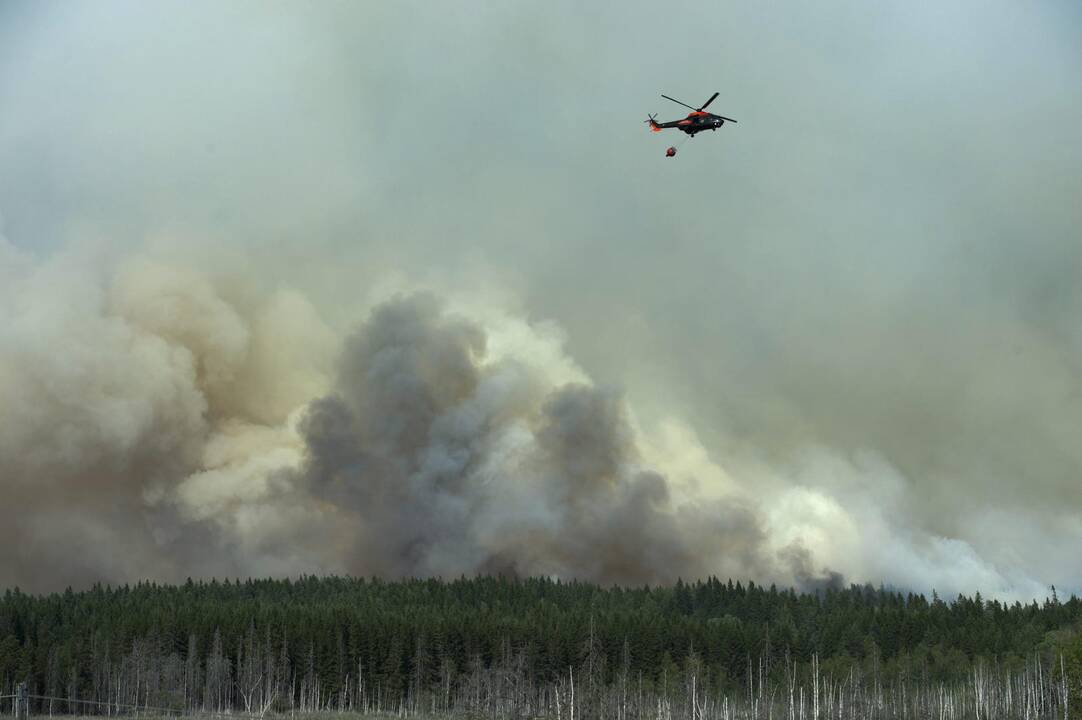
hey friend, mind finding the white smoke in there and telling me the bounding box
[1,230,1068,599]
[0,241,799,590]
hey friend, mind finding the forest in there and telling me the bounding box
[2,575,1082,720]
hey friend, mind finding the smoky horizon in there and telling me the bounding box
[1,1,1080,600]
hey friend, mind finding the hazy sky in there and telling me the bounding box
[1,1,1080,598]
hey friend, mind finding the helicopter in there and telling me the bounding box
[645,91,737,137]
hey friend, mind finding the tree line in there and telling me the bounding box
[2,575,1081,719]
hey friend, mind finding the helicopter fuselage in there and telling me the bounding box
[646,92,736,138]
[650,111,728,136]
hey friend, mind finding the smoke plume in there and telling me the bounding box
[292,293,769,584]
[0,245,788,590]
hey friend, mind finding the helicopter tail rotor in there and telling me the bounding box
[644,113,661,131]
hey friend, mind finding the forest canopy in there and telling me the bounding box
[3,575,1082,710]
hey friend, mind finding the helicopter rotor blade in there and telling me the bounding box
[715,116,737,123]
[661,94,698,112]
[699,92,719,110]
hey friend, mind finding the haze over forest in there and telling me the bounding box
[1,1,1081,599]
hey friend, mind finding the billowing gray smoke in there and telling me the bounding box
[295,293,767,585]
[0,247,804,591]
[0,240,1056,599]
